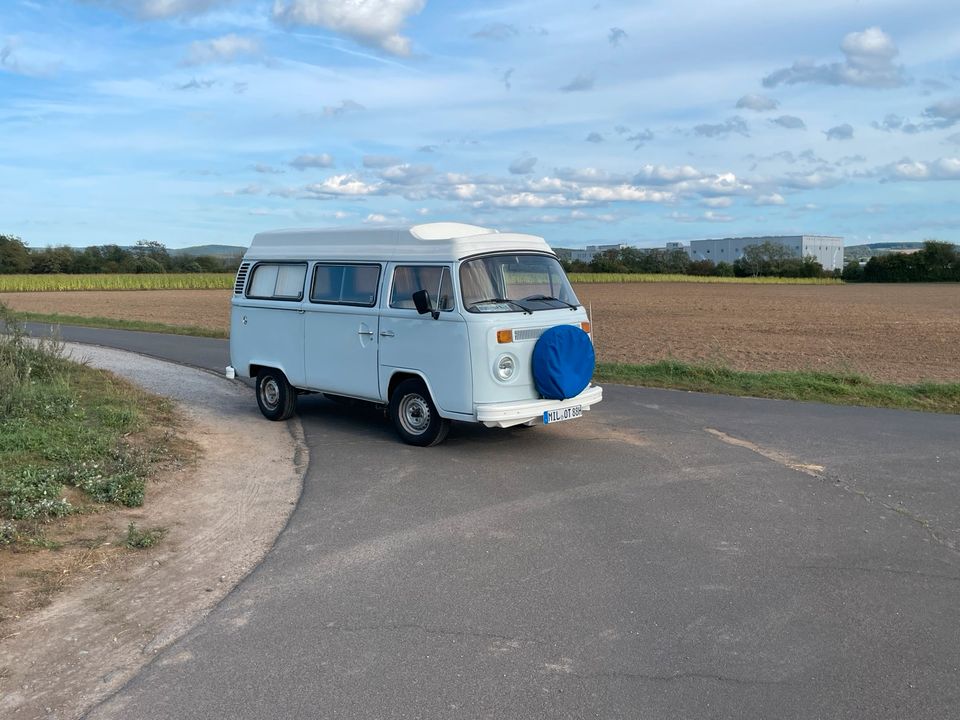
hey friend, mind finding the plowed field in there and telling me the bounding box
[3,284,958,383]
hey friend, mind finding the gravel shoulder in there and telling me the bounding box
[0,344,306,720]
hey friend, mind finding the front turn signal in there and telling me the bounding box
[580,321,591,334]
[496,329,513,343]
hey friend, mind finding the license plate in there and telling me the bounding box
[543,405,583,424]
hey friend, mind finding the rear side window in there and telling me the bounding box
[390,265,454,311]
[246,263,306,300]
[310,264,381,307]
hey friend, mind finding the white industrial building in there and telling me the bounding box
[687,235,844,271]
[556,243,629,263]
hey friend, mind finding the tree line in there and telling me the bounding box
[562,240,836,278]
[0,234,241,274]
[842,241,960,282]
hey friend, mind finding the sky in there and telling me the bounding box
[2,0,959,250]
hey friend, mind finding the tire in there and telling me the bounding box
[389,378,450,447]
[256,368,297,421]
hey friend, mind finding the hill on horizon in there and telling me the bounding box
[169,244,246,257]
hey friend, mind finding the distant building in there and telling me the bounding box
[665,241,685,250]
[687,235,844,271]
[554,243,629,263]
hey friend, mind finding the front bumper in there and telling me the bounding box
[474,384,603,428]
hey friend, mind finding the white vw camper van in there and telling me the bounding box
[228,222,602,446]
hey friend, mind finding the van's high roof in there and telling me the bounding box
[245,222,556,262]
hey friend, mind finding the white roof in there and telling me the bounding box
[244,222,555,262]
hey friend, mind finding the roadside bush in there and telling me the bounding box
[0,301,154,543]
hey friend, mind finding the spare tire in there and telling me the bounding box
[531,325,595,400]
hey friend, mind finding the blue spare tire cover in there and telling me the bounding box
[531,325,595,400]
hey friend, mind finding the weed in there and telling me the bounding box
[125,523,166,549]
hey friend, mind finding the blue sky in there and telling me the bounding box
[2,0,959,250]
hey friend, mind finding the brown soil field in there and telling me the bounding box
[3,284,959,383]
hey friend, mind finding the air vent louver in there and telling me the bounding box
[234,262,251,294]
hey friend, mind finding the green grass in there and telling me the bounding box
[125,522,167,549]
[0,273,233,292]
[595,360,960,414]
[568,273,843,284]
[14,311,228,338]
[0,303,177,546]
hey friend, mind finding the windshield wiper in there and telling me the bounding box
[520,294,579,310]
[470,298,533,314]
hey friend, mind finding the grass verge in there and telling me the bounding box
[14,311,228,339]
[595,360,960,414]
[0,303,185,548]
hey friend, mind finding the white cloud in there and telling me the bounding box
[379,163,433,184]
[272,0,426,56]
[578,185,673,203]
[825,123,854,141]
[923,97,960,127]
[771,115,806,130]
[736,94,779,112]
[289,153,335,170]
[364,213,391,223]
[755,193,786,206]
[322,99,365,118]
[880,157,960,181]
[635,164,702,185]
[763,27,906,89]
[780,171,842,190]
[508,156,537,175]
[182,34,260,66]
[694,116,748,138]
[306,174,381,195]
[89,0,231,20]
[701,197,733,208]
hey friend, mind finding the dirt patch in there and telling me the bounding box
[0,290,230,334]
[577,283,960,383]
[2,283,959,383]
[0,346,306,720]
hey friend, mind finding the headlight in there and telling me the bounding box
[494,353,517,381]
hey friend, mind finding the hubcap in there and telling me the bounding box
[399,393,430,435]
[262,378,280,409]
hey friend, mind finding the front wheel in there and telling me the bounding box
[389,378,450,447]
[256,368,297,421]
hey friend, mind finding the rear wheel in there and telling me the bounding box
[256,368,297,421]
[389,378,450,447]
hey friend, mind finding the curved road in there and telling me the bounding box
[34,325,960,720]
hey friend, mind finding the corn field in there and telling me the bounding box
[0,273,234,292]
[567,273,844,285]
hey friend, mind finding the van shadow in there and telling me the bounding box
[294,394,535,448]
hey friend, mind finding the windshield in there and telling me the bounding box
[460,254,580,313]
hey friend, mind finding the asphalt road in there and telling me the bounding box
[33,326,959,720]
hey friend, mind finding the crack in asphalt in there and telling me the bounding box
[703,426,959,558]
[562,669,796,686]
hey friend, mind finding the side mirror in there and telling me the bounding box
[412,289,439,319]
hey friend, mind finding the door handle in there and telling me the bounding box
[358,329,374,337]
[379,330,395,337]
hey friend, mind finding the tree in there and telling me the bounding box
[736,240,795,276]
[0,234,31,274]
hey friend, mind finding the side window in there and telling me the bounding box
[390,265,454,311]
[310,264,380,307]
[247,263,306,300]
